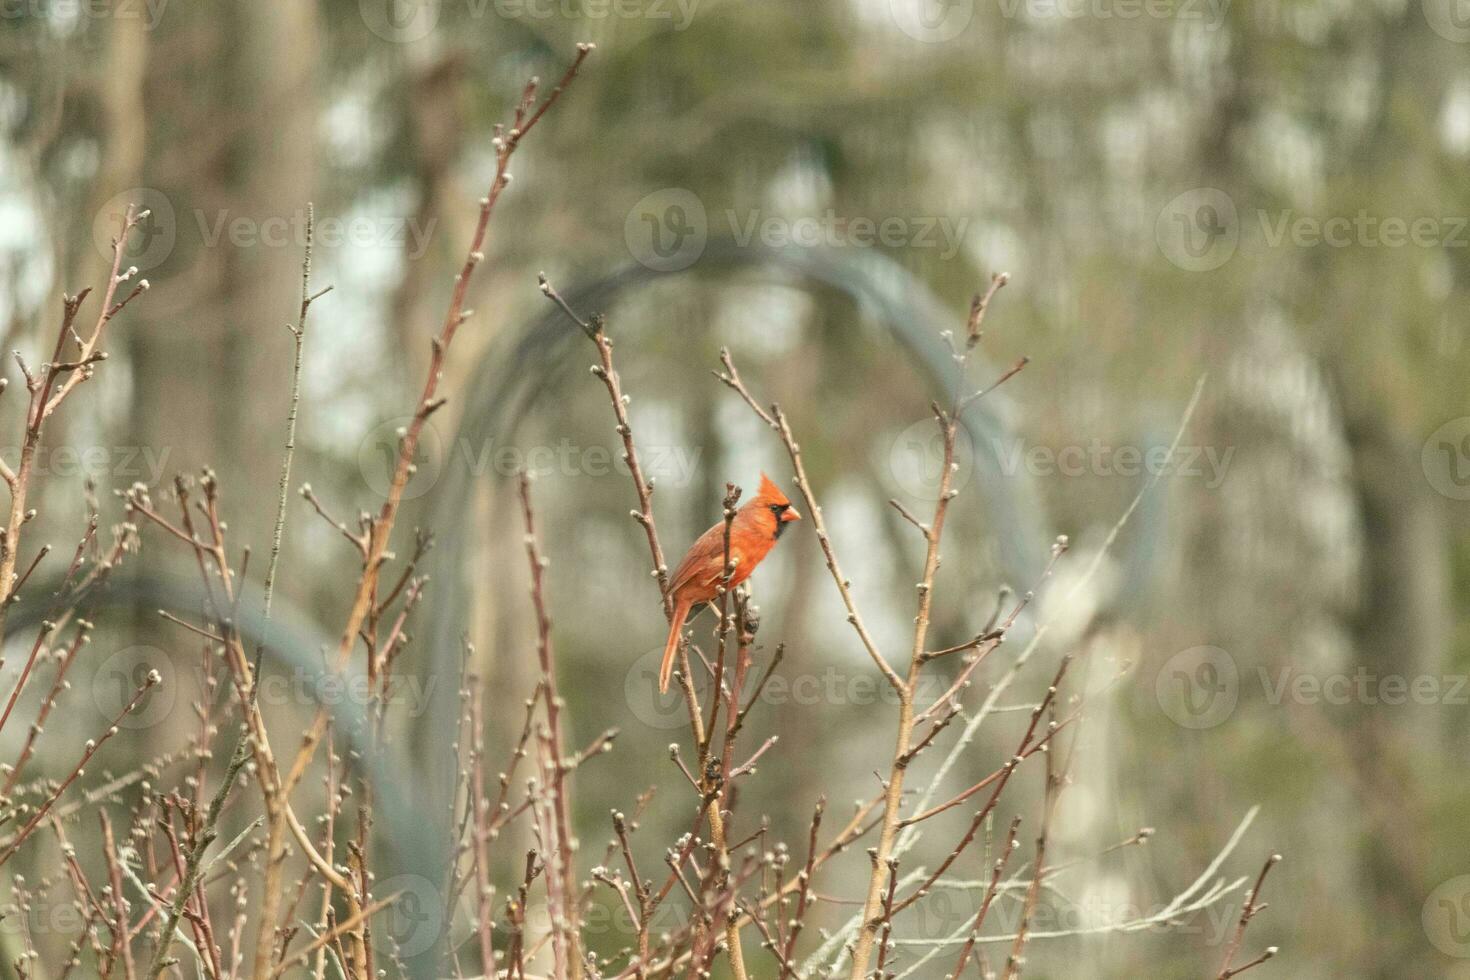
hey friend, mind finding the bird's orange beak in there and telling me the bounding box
[781,505,801,524]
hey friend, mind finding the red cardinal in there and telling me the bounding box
[658,473,801,692]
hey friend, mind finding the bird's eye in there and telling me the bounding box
[770,503,787,517]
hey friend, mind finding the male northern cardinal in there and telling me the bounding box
[658,473,801,692]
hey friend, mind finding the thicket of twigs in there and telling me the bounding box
[0,46,1279,980]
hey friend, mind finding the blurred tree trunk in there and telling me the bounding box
[48,4,149,532]
[79,2,148,295]
[391,42,466,394]
[126,1,318,545]
[1343,407,1447,978]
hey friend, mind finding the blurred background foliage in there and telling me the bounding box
[2,0,1470,976]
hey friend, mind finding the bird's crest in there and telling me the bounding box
[755,471,792,506]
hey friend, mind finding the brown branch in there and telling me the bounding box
[965,272,1009,350]
[100,812,138,980]
[716,347,901,693]
[4,623,88,793]
[143,729,255,980]
[950,816,1023,976]
[891,656,1073,917]
[777,797,824,979]
[269,891,401,978]
[1002,712,1066,980]
[0,621,55,736]
[253,201,328,693]
[541,279,757,978]
[1215,854,1282,980]
[0,669,161,865]
[714,302,1029,979]
[282,41,594,802]
[915,536,1067,724]
[0,206,147,654]
[539,273,671,605]
[518,472,582,976]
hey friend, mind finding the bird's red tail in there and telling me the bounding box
[659,596,694,693]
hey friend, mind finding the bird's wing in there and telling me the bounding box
[667,522,734,597]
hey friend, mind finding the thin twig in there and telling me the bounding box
[1215,854,1282,980]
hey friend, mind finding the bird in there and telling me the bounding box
[658,473,801,692]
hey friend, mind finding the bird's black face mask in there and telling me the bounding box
[770,503,792,540]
